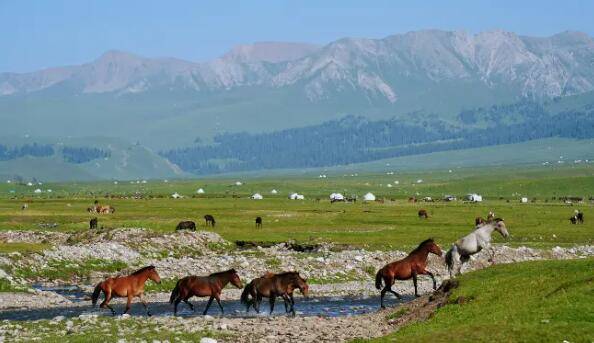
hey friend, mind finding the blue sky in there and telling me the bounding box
[2,0,593,72]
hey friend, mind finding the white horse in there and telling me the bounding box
[445,219,509,277]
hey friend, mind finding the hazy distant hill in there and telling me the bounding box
[0,137,185,182]
[2,30,594,149]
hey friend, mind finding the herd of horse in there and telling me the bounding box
[89,213,510,317]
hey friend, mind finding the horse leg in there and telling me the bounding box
[203,296,214,315]
[139,294,151,316]
[183,297,195,312]
[124,294,133,314]
[255,294,262,313]
[269,295,276,315]
[380,287,388,309]
[412,272,419,297]
[424,270,437,290]
[214,294,224,315]
[174,298,182,315]
[458,255,469,275]
[289,293,296,316]
[100,289,116,316]
[282,294,290,313]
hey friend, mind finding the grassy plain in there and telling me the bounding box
[0,165,593,251]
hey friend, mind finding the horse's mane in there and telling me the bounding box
[411,238,434,253]
[131,265,155,275]
[275,271,300,277]
[209,268,236,277]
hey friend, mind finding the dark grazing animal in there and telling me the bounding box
[92,266,161,316]
[89,217,98,230]
[241,271,309,315]
[570,211,584,224]
[418,209,429,219]
[375,239,442,307]
[255,216,263,228]
[204,215,216,227]
[176,221,196,231]
[169,269,242,315]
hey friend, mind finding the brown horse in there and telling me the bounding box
[241,271,309,315]
[169,269,242,315]
[255,216,263,228]
[375,239,442,308]
[418,209,429,219]
[92,265,161,316]
[204,214,216,227]
[176,220,196,231]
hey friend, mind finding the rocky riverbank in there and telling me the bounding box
[1,229,593,342]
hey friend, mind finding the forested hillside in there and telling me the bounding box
[163,100,594,174]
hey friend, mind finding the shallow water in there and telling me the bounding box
[0,286,411,321]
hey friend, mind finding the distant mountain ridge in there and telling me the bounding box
[2,30,593,99]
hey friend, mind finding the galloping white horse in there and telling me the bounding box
[445,219,509,277]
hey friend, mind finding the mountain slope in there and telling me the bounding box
[0,137,186,181]
[1,30,594,150]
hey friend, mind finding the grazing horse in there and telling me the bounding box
[89,217,98,230]
[570,210,584,224]
[241,271,309,315]
[375,239,442,308]
[176,221,196,231]
[255,216,263,228]
[204,214,216,227]
[92,265,161,316]
[169,269,242,315]
[445,219,509,277]
[418,209,429,219]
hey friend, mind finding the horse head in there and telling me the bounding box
[494,219,509,238]
[147,266,161,284]
[293,274,309,297]
[427,239,443,257]
[229,268,243,288]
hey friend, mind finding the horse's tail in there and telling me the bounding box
[169,280,181,304]
[240,282,253,305]
[91,282,102,306]
[445,245,455,274]
[375,269,383,290]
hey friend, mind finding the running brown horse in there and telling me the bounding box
[375,239,442,308]
[92,265,161,316]
[169,269,243,315]
[241,271,309,315]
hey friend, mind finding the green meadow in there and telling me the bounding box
[0,164,592,251]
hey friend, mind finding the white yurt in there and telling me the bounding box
[171,192,183,199]
[465,193,483,202]
[34,188,42,194]
[251,193,263,200]
[329,193,344,201]
[235,181,243,186]
[520,197,529,203]
[363,192,376,201]
[289,193,305,200]
[196,188,205,194]
[270,189,278,194]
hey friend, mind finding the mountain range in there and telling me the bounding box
[1,29,594,180]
